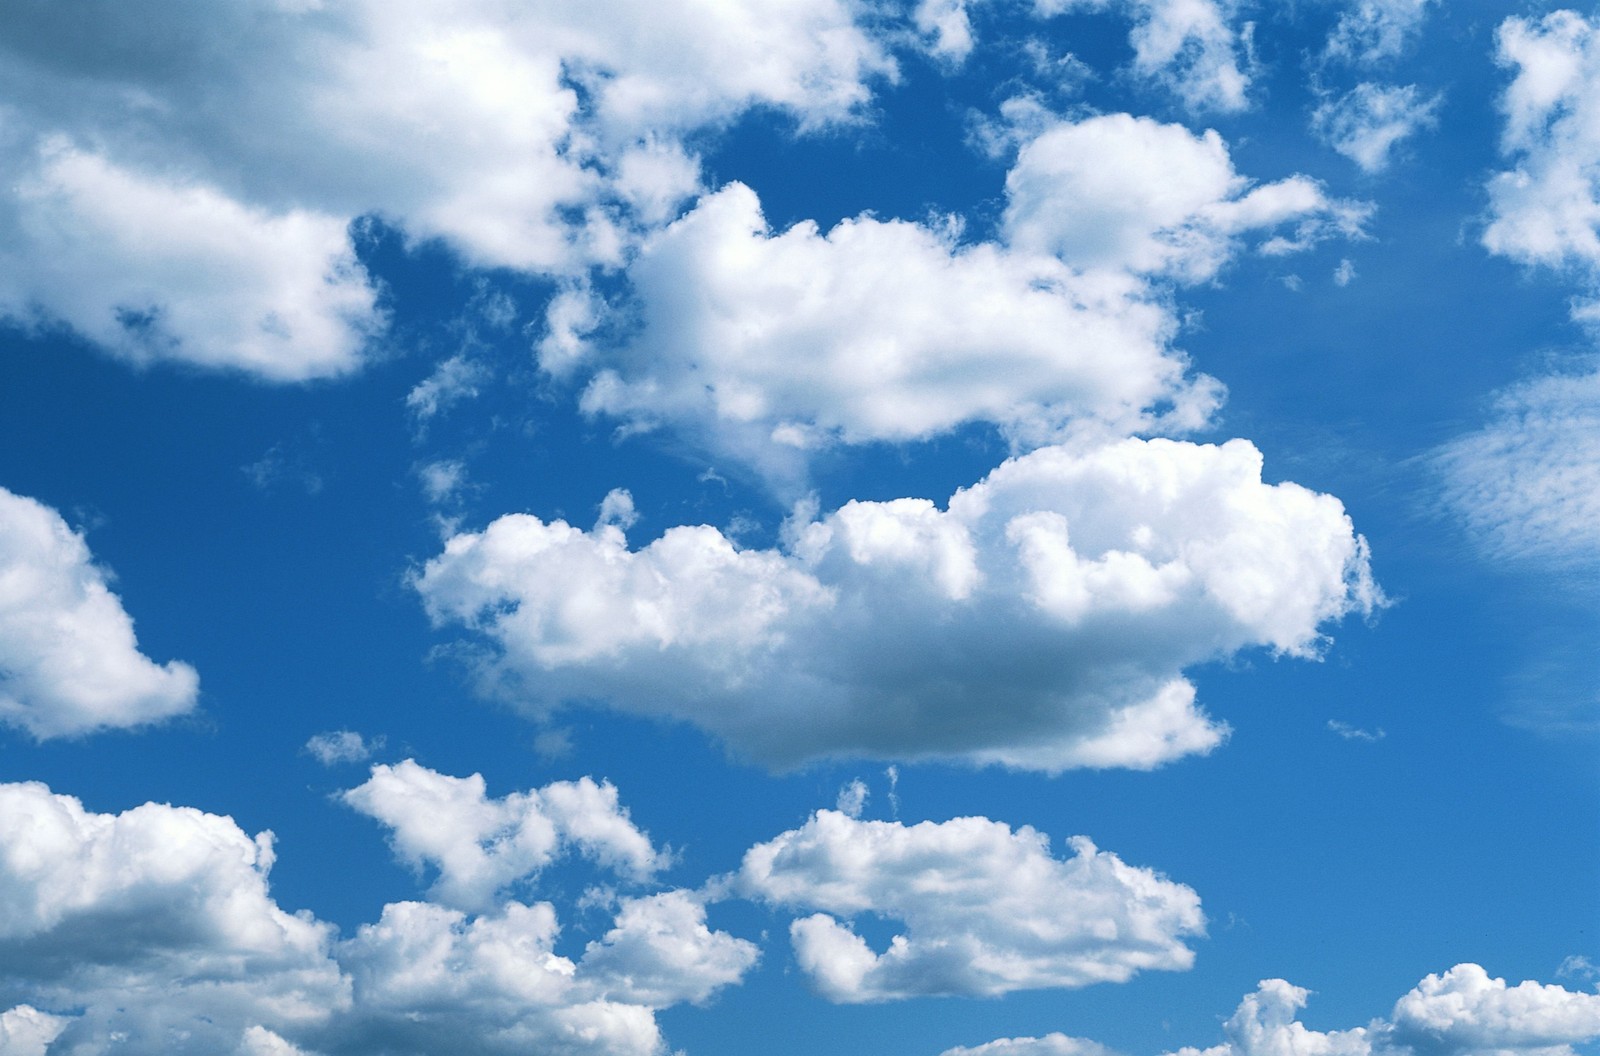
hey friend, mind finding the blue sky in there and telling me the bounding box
[0,1,1598,1054]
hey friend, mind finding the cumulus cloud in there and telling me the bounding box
[343,760,664,911]
[1435,367,1600,569]
[1313,83,1440,173]
[0,773,756,1055]
[1484,11,1600,292]
[0,780,348,1054]
[0,0,893,377]
[0,485,199,738]
[736,809,1202,1002]
[1325,0,1434,65]
[548,114,1357,488]
[415,436,1378,772]
[960,965,1600,1056]
[940,1036,1121,1056]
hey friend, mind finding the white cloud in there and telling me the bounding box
[1484,12,1600,289]
[416,436,1378,772]
[1034,0,1253,112]
[0,0,893,377]
[0,142,381,381]
[1325,0,1433,65]
[304,730,383,766]
[1388,963,1600,1056]
[836,779,870,818]
[1004,113,1363,281]
[0,780,348,1054]
[343,760,664,912]
[965,966,1600,1056]
[0,1005,70,1056]
[1435,366,1600,569]
[579,889,760,1007]
[1327,719,1385,741]
[736,809,1202,1002]
[407,354,491,421]
[418,459,470,506]
[0,485,199,738]
[1335,258,1358,286]
[1313,83,1440,173]
[914,0,982,62]
[940,1036,1121,1056]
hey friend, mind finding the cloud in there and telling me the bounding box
[960,966,1600,1056]
[304,730,383,766]
[0,773,755,1055]
[415,436,1378,772]
[1004,113,1363,280]
[1434,366,1600,569]
[343,760,664,912]
[1324,0,1434,65]
[0,780,348,1054]
[1313,83,1440,173]
[1327,719,1385,741]
[546,114,1357,489]
[0,0,893,377]
[0,485,199,738]
[1033,0,1253,112]
[1483,11,1600,295]
[940,1036,1121,1056]
[407,354,491,422]
[736,809,1203,1002]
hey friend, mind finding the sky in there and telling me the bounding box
[0,0,1597,1054]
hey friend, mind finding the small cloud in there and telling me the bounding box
[1334,258,1357,286]
[1558,954,1600,984]
[243,444,323,495]
[1327,719,1386,742]
[406,353,489,422]
[595,488,638,532]
[535,727,574,760]
[1313,82,1441,174]
[1280,274,1304,292]
[836,778,869,818]
[304,730,383,766]
[418,459,468,505]
[885,765,900,818]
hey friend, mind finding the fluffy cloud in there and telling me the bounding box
[548,114,1356,487]
[1434,367,1600,568]
[1484,11,1600,290]
[736,809,1202,1002]
[0,0,892,377]
[1313,83,1440,173]
[958,966,1600,1056]
[343,760,664,912]
[1325,0,1434,65]
[0,781,348,1054]
[304,730,383,766]
[416,436,1378,772]
[1003,113,1362,280]
[0,485,199,738]
[0,773,756,1055]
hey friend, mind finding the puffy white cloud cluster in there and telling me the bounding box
[1435,367,1600,569]
[1313,83,1440,173]
[343,759,664,911]
[0,780,347,1054]
[953,965,1600,1056]
[941,1037,1120,1056]
[0,0,893,377]
[736,809,1202,1002]
[0,485,199,738]
[1484,11,1600,288]
[0,768,757,1055]
[547,113,1357,488]
[416,435,1378,772]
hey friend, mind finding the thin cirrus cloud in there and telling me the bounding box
[546,112,1360,491]
[0,485,199,739]
[415,436,1379,773]
[734,809,1204,1002]
[0,767,758,1055]
[0,0,895,379]
[945,964,1600,1056]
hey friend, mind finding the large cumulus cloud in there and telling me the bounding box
[415,436,1378,772]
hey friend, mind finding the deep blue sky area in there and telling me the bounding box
[0,2,1596,1056]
